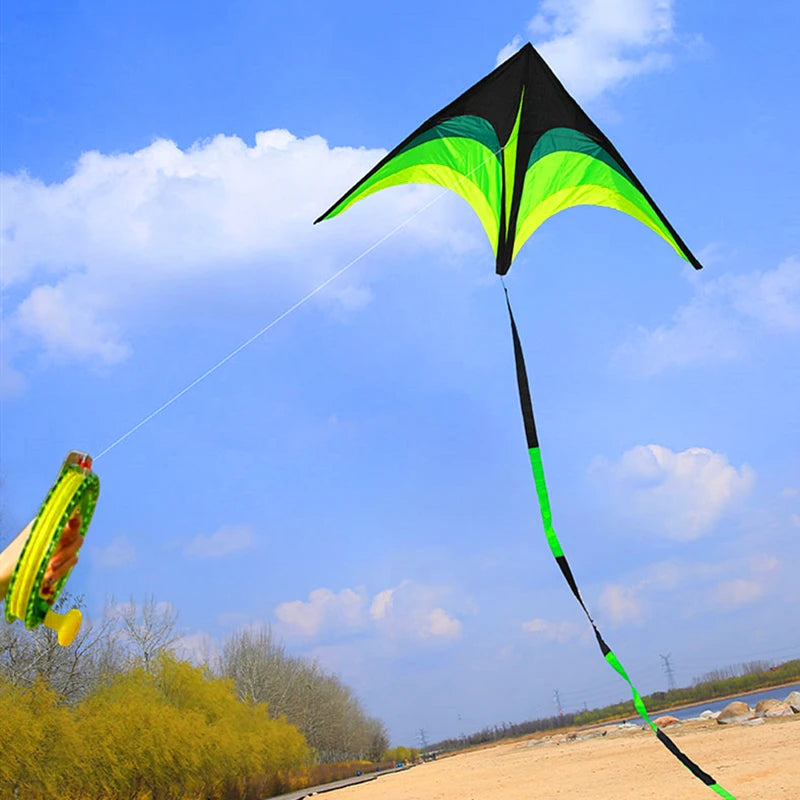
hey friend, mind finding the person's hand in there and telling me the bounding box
[41,513,83,598]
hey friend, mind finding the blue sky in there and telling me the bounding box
[1,0,798,746]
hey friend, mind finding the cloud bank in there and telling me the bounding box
[1,130,479,369]
[274,581,463,644]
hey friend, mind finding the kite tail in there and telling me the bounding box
[503,287,736,800]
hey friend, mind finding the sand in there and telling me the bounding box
[332,716,799,800]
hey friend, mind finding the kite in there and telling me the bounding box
[317,43,736,799]
[4,451,100,646]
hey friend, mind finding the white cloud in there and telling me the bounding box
[91,536,137,568]
[15,278,131,364]
[275,587,366,638]
[423,607,462,639]
[1,130,479,368]
[712,578,764,609]
[275,580,463,643]
[497,36,525,67]
[184,524,256,558]
[498,0,681,100]
[370,585,401,621]
[617,257,800,374]
[371,581,465,642]
[593,444,755,540]
[599,583,645,623]
[522,616,580,642]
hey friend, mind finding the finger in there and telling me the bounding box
[56,555,79,577]
[60,515,83,543]
[56,518,85,555]
[56,531,84,557]
[40,514,85,596]
[47,539,82,571]
[58,529,80,551]
[43,555,79,591]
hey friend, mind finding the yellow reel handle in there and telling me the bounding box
[43,608,83,647]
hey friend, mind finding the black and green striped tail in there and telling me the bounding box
[504,288,736,800]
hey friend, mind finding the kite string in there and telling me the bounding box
[94,146,505,462]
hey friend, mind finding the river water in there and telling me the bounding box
[626,682,800,723]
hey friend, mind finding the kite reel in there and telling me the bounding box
[4,451,100,646]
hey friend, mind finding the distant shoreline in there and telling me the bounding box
[651,678,800,716]
[568,678,800,732]
[590,678,800,729]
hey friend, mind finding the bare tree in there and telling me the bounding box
[111,596,180,669]
[220,625,388,762]
[0,593,122,701]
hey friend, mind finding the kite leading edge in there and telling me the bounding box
[317,43,737,799]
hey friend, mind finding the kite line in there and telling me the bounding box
[94,146,505,462]
[10,115,509,650]
[11,130,505,645]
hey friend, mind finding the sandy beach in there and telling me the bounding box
[331,716,799,800]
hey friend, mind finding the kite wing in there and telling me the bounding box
[316,43,701,275]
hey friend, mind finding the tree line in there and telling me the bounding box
[0,596,391,799]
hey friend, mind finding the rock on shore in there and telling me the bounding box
[654,715,680,729]
[755,698,793,717]
[716,690,800,725]
[784,690,800,712]
[717,701,752,724]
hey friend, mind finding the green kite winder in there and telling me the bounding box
[317,44,736,800]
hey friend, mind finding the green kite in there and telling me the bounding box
[316,42,700,276]
[317,44,735,799]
